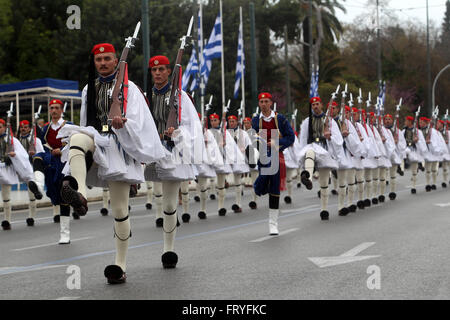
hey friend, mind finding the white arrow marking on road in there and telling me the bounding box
[435,203,450,207]
[308,242,380,268]
[250,228,299,243]
[11,237,94,252]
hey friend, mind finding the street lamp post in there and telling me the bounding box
[432,64,450,109]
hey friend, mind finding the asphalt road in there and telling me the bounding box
[1,171,449,300]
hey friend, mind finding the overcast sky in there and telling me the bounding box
[336,0,447,28]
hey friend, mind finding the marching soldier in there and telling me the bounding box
[17,119,45,226]
[402,115,426,194]
[298,96,342,221]
[253,92,295,234]
[244,116,259,209]
[144,54,201,268]
[59,43,166,284]
[436,119,450,187]
[384,114,407,200]
[1,119,42,230]
[207,113,236,216]
[227,114,252,213]
[33,99,74,242]
[418,117,442,191]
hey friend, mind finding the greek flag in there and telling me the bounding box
[201,13,222,86]
[233,19,245,99]
[182,47,199,91]
[309,65,319,98]
[378,80,386,105]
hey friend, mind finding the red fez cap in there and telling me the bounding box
[345,106,351,112]
[49,99,63,106]
[244,117,252,122]
[209,113,220,120]
[406,116,414,121]
[258,92,272,101]
[91,43,116,55]
[149,55,170,68]
[352,107,359,113]
[420,117,430,122]
[438,120,445,124]
[310,97,321,104]
[0,119,5,125]
[228,115,238,121]
[20,120,30,127]
[384,114,393,119]
[369,112,375,117]
[327,101,338,108]
[361,109,367,114]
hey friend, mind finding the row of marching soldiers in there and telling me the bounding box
[1,42,449,284]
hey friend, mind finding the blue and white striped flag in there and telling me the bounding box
[182,47,199,91]
[309,65,319,98]
[378,80,386,105]
[233,19,245,99]
[201,13,222,87]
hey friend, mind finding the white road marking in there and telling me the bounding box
[435,203,450,207]
[250,228,299,243]
[281,205,320,214]
[0,265,67,275]
[308,242,381,268]
[405,184,425,188]
[55,297,81,300]
[11,237,94,252]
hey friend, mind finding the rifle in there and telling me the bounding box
[291,108,298,132]
[165,16,194,135]
[108,21,141,129]
[6,102,14,153]
[339,84,348,123]
[62,102,68,119]
[238,100,244,129]
[253,107,259,118]
[413,106,421,141]
[375,97,386,141]
[445,109,449,144]
[366,91,372,128]
[426,105,439,142]
[273,102,277,113]
[324,84,341,133]
[204,95,213,132]
[29,104,42,154]
[222,99,231,148]
[393,98,402,141]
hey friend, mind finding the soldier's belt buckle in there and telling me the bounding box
[315,138,320,142]
[102,125,109,133]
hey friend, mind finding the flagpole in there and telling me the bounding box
[199,1,205,121]
[220,0,226,115]
[240,6,246,120]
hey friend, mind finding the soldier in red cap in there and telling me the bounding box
[418,116,441,191]
[384,113,407,200]
[144,54,205,269]
[32,99,74,240]
[58,44,166,284]
[252,92,295,234]
[298,96,343,221]
[0,118,43,231]
[17,119,45,226]
[402,115,426,194]
[243,115,260,208]
[207,113,237,216]
[435,119,450,187]
[227,114,253,213]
